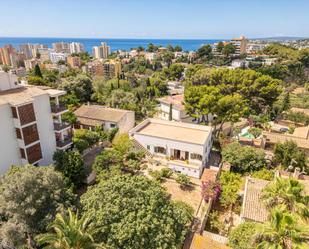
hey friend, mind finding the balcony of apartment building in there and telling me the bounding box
[56,133,73,150]
[53,121,71,132]
[51,102,68,115]
[45,89,68,115]
[152,146,203,167]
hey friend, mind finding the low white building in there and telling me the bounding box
[144,52,156,62]
[129,49,139,58]
[231,59,248,69]
[157,94,189,122]
[129,119,213,178]
[0,72,72,174]
[74,104,135,133]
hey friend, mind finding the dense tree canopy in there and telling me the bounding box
[222,142,267,173]
[53,150,86,189]
[219,171,242,208]
[60,74,93,102]
[274,141,308,173]
[185,68,282,114]
[228,222,258,249]
[81,175,193,249]
[0,165,75,248]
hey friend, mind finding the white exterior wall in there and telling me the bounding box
[0,104,22,174]
[159,103,187,121]
[33,94,57,165]
[168,163,201,178]
[0,72,20,91]
[133,133,212,178]
[103,121,117,131]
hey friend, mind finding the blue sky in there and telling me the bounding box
[0,0,308,39]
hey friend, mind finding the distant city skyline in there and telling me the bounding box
[1,0,309,39]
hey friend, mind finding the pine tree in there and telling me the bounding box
[34,64,43,78]
[169,103,173,121]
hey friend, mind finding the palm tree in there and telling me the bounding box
[256,208,309,249]
[261,177,309,220]
[36,209,102,249]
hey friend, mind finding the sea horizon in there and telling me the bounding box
[0,37,224,52]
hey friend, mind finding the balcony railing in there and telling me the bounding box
[56,136,73,149]
[51,103,67,114]
[53,122,71,131]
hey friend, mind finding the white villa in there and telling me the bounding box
[157,94,190,122]
[129,119,213,178]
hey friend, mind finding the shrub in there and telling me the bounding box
[160,168,173,178]
[219,172,242,208]
[228,222,258,249]
[149,170,163,182]
[201,180,221,202]
[208,211,224,234]
[251,168,274,181]
[248,127,262,138]
[176,173,191,187]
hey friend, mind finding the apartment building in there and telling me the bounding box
[0,72,72,174]
[230,35,249,54]
[0,44,17,66]
[30,44,48,58]
[24,59,39,70]
[52,42,70,53]
[74,104,135,133]
[67,56,82,68]
[93,42,110,59]
[50,52,68,64]
[129,119,213,178]
[19,44,33,59]
[103,60,122,78]
[69,42,85,54]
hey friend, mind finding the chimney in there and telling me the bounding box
[293,167,301,179]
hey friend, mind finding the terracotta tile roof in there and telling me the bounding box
[157,94,185,111]
[290,107,309,116]
[201,169,218,183]
[190,234,231,249]
[241,177,269,223]
[74,105,133,124]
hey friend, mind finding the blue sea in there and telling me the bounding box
[0,37,221,53]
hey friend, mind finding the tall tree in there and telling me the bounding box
[216,41,224,53]
[0,165,75,248]
[255,208,309,249]
[34,64,43,78]
[274,141,308,174]
[222,43,236,57]
[81,175,193,249]
[261,177,309,220]
[36,209,100,249]
[53,150,86,189]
